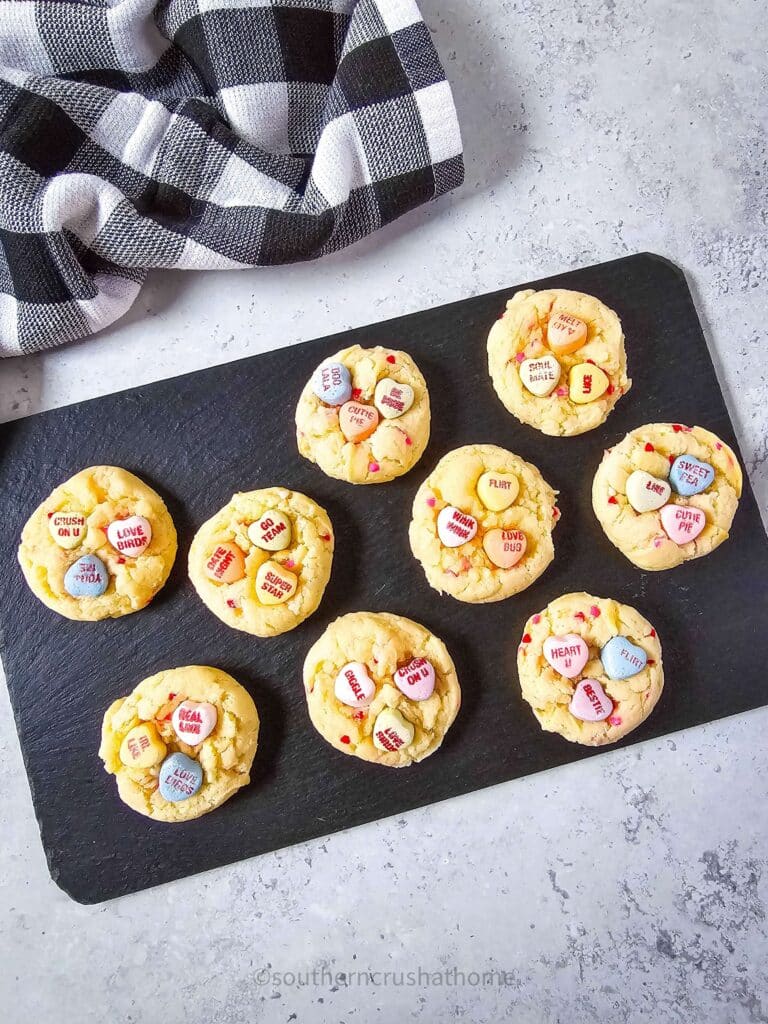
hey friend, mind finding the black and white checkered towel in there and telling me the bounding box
[0,0,463,356]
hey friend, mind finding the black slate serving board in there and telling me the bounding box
[1,253,766,904]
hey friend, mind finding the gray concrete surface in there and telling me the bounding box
[1,1,767,1021]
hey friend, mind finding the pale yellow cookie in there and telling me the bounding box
[487,288,630,436]
[409,444,559,603]
[18,465,177,621]
[517,593,663,746]
[303,612,461,767]
[99,665,259,822]
[188,487,333,637]
[592,423,742,570]
[296,344,430,483]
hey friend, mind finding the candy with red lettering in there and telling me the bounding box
[64,554,109,597]
[547,312,588,355]
[311,360,352,405]
[519,354,561,397]
[339,401,379,442]
[660,504,706,545]
[569,679,613,722]
[374,378,414,419]
[476,471,519,511]
[372,708,414,752]
[393,657,435,701]
[119,722,166,768]
[437,506,478,547]
[625,471,671,513]
[543,633,589,678]
[334,662,376,707]
[569,363,609,404]
[669,455,715,496]
[107,515,152,557]
[158,752,203,802]
[482,528,527,568]
[172,700,218,744]
[600,636,648,679]
[205,542,246,584]
[255,559,297,605]
[48,511,86,550]
[247,510,292,552]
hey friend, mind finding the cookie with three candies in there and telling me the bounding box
[303,612,461,767]
[487,288,630,436]
[296,344,430,483]
[18,465,177,621]
[99,665,259,822]
[188,487,333,637]
[592,423,742,570]
[517,593,663,746]
[409,444,559,603]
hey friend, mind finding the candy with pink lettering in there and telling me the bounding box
[334,661,376,707]
[311,360,352,405]
[476,471,519,511]
[543,634,589,679]
[247,510,292,552]
[64,554,109,597]
[107,515,152,557]
[172,700,218,744]
[339,401,379,442]
[600,636,648,680]
[393,657,435,701]
[374,378,414,419]
[519,354,561,397]
[255,559,297,605]
[625,470,671,513]
[660,504,706,545]
[158,752,203,802]
[119,722,166,768]
[437,506,478,547]
[482,528,527,569]
[205,542,246,584]
[48,510,86,550]
[569,679,613,722]
[669,455,715,497]
[372,708,414,752]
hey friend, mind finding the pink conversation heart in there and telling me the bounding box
[334,662,375,707]
[569,679,613,722]
[543,634,589,679]
[393,658,435,701]
[660,504,706,545]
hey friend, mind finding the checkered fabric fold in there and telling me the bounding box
[0,0,463,355]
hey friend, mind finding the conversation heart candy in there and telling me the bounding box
[569,363,609,404]
[543,634,589,679]
[519,355,561,397]
[334,662,376,707]
[601,635,648,679]
[476,471,519,511]
[107,515,152,557]
[256,559,297,605]
[205,542,246,584]
[339,401,379,442]
[372,708,415,752]
[660,504,706,544]
[374,378,414,419]
[158,752,203,802]
[437,506,478,547]
[394,657,436,701]
[482,528,527,568]
[64,554,108,598]
[172,700,218,744]
[48,511,86,549]
[569,679,613,722]
[625,470,671,513]
[547,312,588,354]
[247,511,292,552]
[119,722,166,768]
[669,455,715,496]
[311,360,352,405]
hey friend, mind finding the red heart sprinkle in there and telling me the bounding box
[320,533,331,541]
[117,557,126,564]
[590,605,601,617]
[672,424,683,432]
[644,443,654,452]
[553,507,560,518]
[47,512,53,518]
[351,388,362,400]
[368,462,380,473]
[649,629,656,637]
[522,633,532,644]
[340,735,350,744]
[168,693,176,700]
[668,455,676,465]
[405,436,412,446]
[574,611,586,621]
[608,495,618,504]
[386,354,396,364]
[226,598,236,608]
[606,384,615,395]
[647,659,656,666]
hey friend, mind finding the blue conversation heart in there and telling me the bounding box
[158,753,203,802]
[669,455,714,496]
[311,360,352,406]
[601,635,648,680]
[63,554,108,598]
